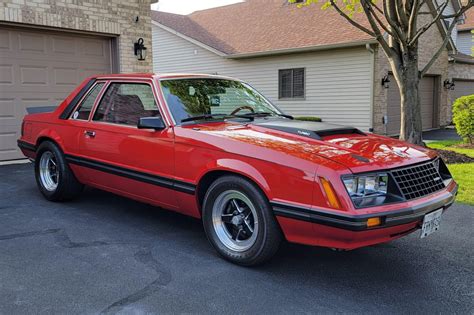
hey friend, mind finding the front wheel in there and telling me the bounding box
[202,175,282,266]
[35,141,83,201]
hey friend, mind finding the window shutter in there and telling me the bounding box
[292,68,305,98]
[279,69,293,98]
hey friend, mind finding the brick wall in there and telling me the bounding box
[0,0,155,73]
[372,7,450,134]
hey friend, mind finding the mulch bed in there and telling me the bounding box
[433,149,474,164]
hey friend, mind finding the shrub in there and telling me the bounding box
[452,95,474,144]
[294,116,322,122]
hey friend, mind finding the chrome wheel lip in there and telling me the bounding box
[212,190,258,252]
[39,151,59,192]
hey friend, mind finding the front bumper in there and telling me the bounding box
[273,181,458,249]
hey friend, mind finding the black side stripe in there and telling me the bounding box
[59,78,97,120]
[17,140,37,152]
[65,154,196,195]
[271,201,367,231]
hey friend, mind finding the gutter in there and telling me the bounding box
[225,39,378,59]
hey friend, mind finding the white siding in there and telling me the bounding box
[457,31,473,55]
[152,24,373,130]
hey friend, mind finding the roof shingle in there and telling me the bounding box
[151,0,374,55]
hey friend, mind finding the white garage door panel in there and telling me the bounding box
[0,26,112,161]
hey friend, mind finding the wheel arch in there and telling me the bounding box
[35,130,65,152]
[196,160,272,211]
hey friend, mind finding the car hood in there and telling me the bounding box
[178,119,436,173]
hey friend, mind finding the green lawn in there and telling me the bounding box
[426,140,474,206]
[426,140,474,158]
[446,164,474,206]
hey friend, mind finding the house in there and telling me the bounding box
[449,8,474,106]
[0,0,156,161]
[151,0,474,136]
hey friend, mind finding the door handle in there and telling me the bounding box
[84,130,96,138]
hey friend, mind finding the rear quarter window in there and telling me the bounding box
[71,83,105,120]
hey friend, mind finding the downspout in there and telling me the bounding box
[366,43,375,133]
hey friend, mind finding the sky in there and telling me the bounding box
[151,0,244,15]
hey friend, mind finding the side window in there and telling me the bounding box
[92,83,160,126]
[71,83,104,120]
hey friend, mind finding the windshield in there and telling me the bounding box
[160,78,282,123]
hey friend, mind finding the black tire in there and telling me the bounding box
[35,141,83,201]
[202,175,282,266]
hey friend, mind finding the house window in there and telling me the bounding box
[279,68,305,99]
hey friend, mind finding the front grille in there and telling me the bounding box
[391,160,445,200]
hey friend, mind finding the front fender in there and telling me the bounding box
[198,157,317,207]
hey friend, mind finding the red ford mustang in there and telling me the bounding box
[18,73,457,265]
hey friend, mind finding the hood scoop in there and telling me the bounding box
[254,120,366,140]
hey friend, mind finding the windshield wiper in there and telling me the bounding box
[181,114,253,123]
[234,112,294,119]
[181,114,227,123]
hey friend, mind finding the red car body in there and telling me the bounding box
[18,73,457,251]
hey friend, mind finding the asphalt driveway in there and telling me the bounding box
[1,163,473,314]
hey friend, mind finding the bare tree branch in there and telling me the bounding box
[409,1,473,46]
[360,0,394,57]
[417,0,427,11]
[372,1,384,14]
[370,4,397,38]
[394,0,409,30]
[408,0,420,39]
[441,2,474,19]
[328,0,376,36]
[420,17,457,76]
[383,0,408,46]
[408,0,449,46]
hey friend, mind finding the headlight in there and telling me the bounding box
[342,173,401,208]
[343,173,388,198]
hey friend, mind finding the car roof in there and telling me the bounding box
[93,73,239,81]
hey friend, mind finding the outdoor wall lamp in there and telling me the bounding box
[443,79,455,90]
[381,74,390,89]
[134,38,147,61]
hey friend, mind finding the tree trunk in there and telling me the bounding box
[389,48,424,145]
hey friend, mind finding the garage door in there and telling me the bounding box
[452,80,474,102]
[387,76,436,135]
[0,26,112,161]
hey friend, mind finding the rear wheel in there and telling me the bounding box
[35,141,83,201]
[202,175,282,266]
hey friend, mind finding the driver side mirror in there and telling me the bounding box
[137,117,166,130]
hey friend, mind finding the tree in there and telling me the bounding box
[293,0,473,145]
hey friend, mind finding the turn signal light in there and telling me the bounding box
[367,217,381,227]
[319,177,342,209]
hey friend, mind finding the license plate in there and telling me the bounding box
[421,209,443,238]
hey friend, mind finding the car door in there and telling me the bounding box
[60,81,107,185]
[74,80,178,210]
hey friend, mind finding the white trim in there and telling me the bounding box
[226,40,378,59]
[152,21,227,57]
